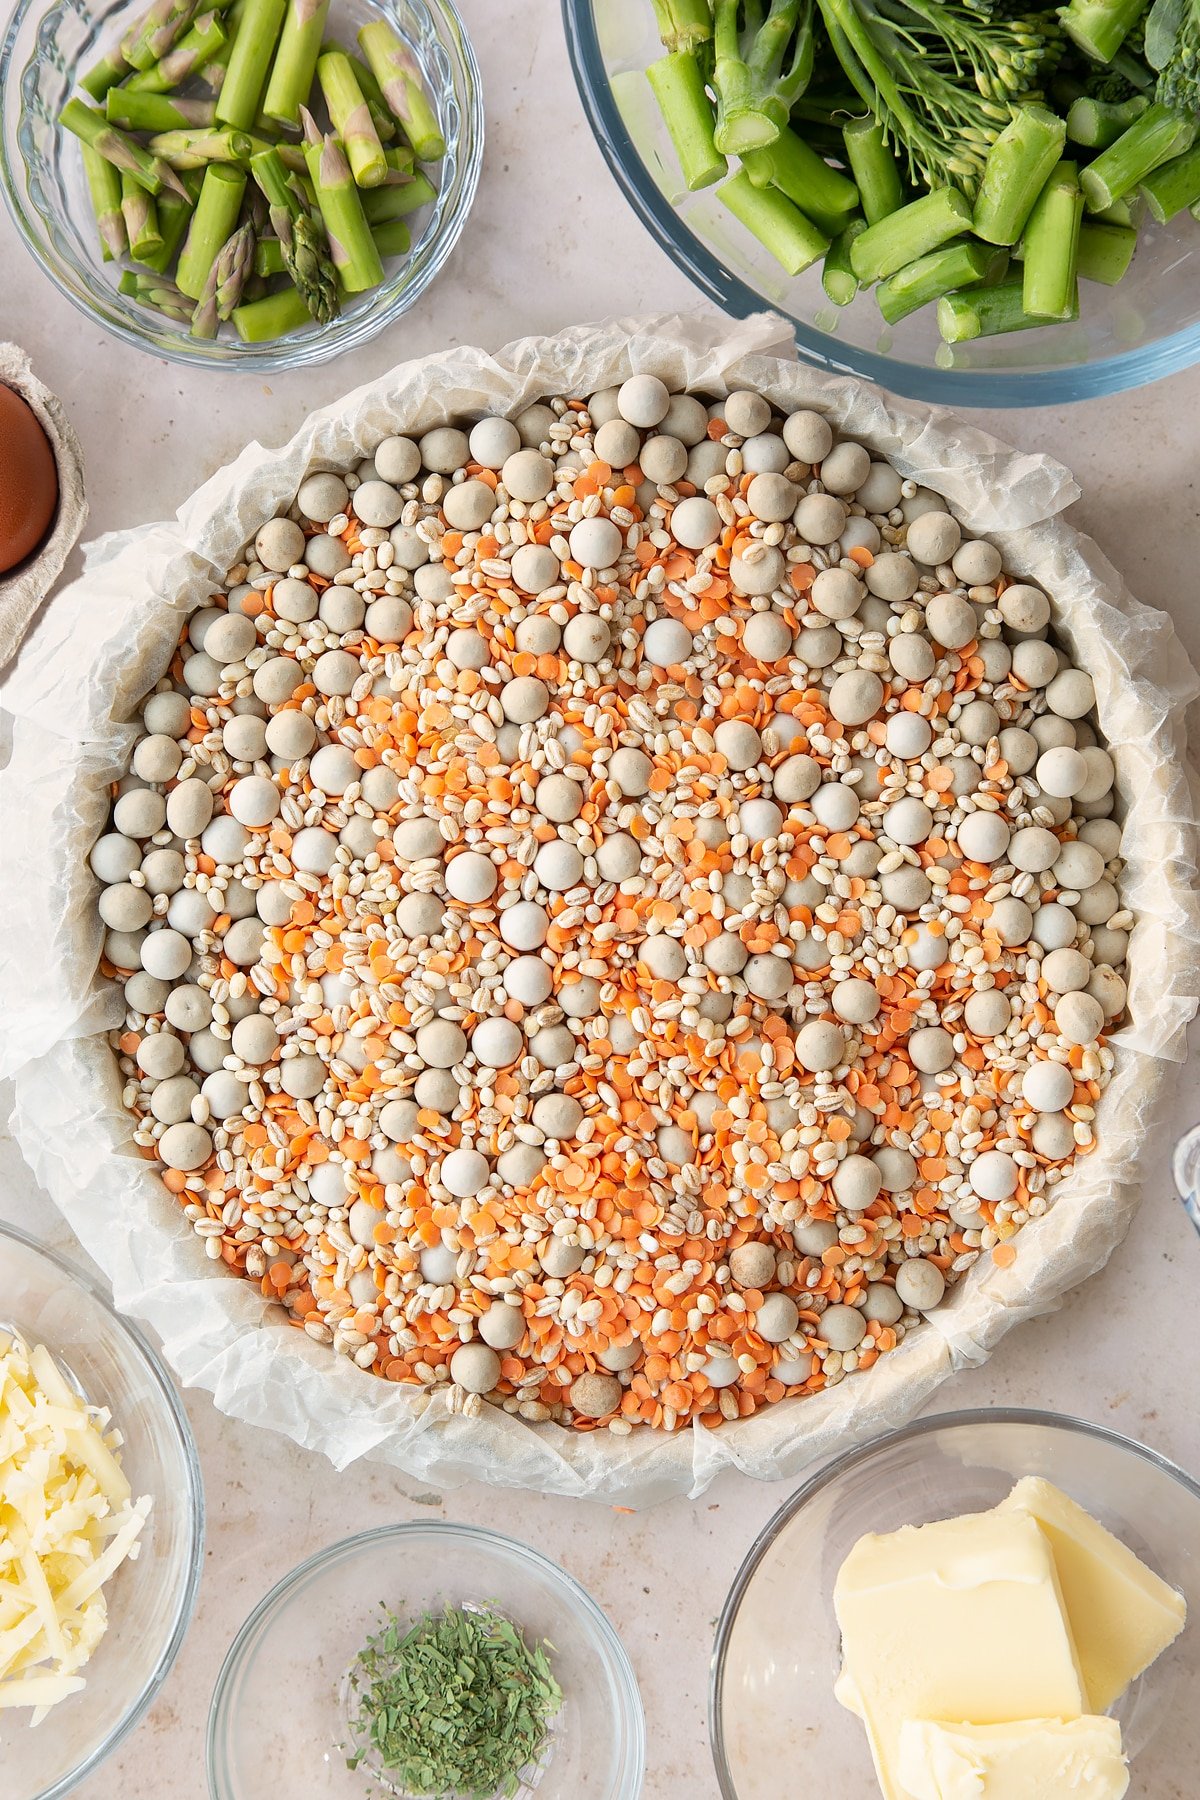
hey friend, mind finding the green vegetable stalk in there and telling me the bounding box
[118,269,195,321]
[850,185,972,281]
[59,98,190,199]
[1139,140,1200,217]
[647,49,727,190]
[711,0,815,153]
[216,0,287,129]
[1060,0,1147,64]
[718,166,830,272]
[939,274,1078,340]
[346,1604,562,1800]
[371,216,412,258]
[876,238,1006,322]
[82,144,127,260]
[121,0,198,71]
[651,0,715,50]
[261,0,330,126]
[1066,93,1149,147]
[822,215,868,302]
[301,109,383,293]
[250,144,339,321]
[1077,219,1138,280]
[120,169,164,261]
[1079,101,1197,209]
[358,21,445,161]
[972,105,1065,245]
[136,180,198,272]
[1022,158,1083,318]
[344,51,400,143]
[106,90,217,133]
[175,162,247,296]
[232,283,313,340]
[742,123,858,232]
[126,10,226,90]
[317,50,387,187]
[842,116,903,223]
[148,127,257,167]
[362,171,437,222]
[191,219,255,336]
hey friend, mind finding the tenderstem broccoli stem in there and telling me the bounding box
[1066,94,1149,149]
[712,0,805,153]
[1022,159,1083,319]
[1080,104,1198,210]
[318,50,387,187]
[842,117,903,225]
[850,187,972,283]
[303,126,383,292]
[233,283,313,340]
[261,0,330,125]
[938,276,1078,342]
[216,0,287,128]
[646,51,726,191]
[106,90,217,133]
[1060,0,1147,64]
[742,125,857,225]
[126,10,226,90]
[876,239,1006,323]
[82,145,126,260]
[1077,220,1138,282]
[973,106,1066,246]
[1139,143,1200,220]
[175,162,246,296]
[718,167,829,274]
[651,0,714,51]
[358,22,445,161]
[822,216,867,303]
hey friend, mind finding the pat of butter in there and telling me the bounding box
[834,1511,1089,1800]
[896,1717,1130,1800]
[999,1477,1187,1711]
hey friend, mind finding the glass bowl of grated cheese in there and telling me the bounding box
[0,1220,204,1800]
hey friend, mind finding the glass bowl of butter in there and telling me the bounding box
[711,1408,1199,1800]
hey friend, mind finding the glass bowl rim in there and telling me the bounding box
[0,1217,206,1800]
[206,1518,648,1800]
[708,1404,1200,1799]
[559,0,1200,409]
[0,0,484,374]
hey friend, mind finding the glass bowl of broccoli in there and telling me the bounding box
[563,0,1200,406]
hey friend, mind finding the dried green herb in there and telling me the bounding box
[346,1602,563,1799]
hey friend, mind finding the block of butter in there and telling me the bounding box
[834,1510,1089,1800]
[896,1717,1130,1800]
[999,1478,1187,1712]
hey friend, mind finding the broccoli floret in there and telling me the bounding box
[1146,0,1200,111]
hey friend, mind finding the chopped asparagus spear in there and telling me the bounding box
[261,0,330,126]
[81,52,130,100]
[135,180,197,272]
[125,10,226,91]
[646,50,726,191]
[938,276,1077,343]
[358,20,445,160]
[301,111,383,292]
[250,144,339,320]
[253,235,286,275]
[851,187,972,283]
[318,50,387,187]
[148,127,257,167]
[371,216,412,258]
[1076,221,1138,283]
[341,50,399,143]
[82,144,127,260]
[361,171,436,222]
[176,162,247,297]
[216,0,287,129]
[191,218,255,336]
[122,0,198,72]
[743,125,858,227]
[59,98,189,199]
[106,90,217,133]
[718,168,829,275]
[120,169,164,261]
[1140,143,1200,221]
[232,282,313,341]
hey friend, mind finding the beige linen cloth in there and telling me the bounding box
[2,311,1198,1504]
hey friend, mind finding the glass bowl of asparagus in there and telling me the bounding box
[562,0,1200,406]
[0,0,483,367]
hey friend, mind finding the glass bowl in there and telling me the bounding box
[711,1408,1200,1798]
[562,0,1200,407]
[0,1220,205,1800]
[0,0,483,370]
[207,1521,646,1800]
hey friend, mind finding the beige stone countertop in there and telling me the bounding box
[3,3,1200,1797]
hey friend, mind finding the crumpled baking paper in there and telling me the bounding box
[3,311,1199,1507]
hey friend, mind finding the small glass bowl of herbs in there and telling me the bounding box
[206,1522,646,1800]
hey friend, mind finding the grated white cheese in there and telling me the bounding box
[0,1329,152,1726]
